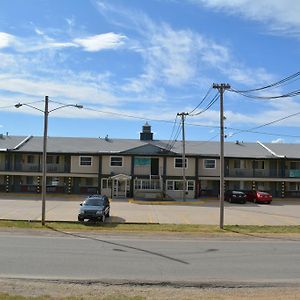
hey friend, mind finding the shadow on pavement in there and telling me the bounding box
[45,224,189,265]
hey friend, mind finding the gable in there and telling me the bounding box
[121,143,173,155]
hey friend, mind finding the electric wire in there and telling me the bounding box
[189,87,213,114]
[231,70,300,93]
[164,115,180,151]
[189,93,219,116]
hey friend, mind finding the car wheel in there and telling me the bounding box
[78,217,84,222]
[106,211,110,218]
[102,214,106,223]
[229,197,232,203]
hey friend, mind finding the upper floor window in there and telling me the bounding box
[47,155,60,164]
[254,160,265,170]
[110,156,123,167]
[204,159,216,169]
[174,158,187,168]
[27,155,35,164]
[80,156,92,166]
[290,161,300,170]
[233,159,245,169]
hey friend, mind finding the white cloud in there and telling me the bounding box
[0,31,127,53]
[73,32,127,52]
[0,74,119,106]
[190,0,300,37]
[272,138,285,143]
[0,32,16,48]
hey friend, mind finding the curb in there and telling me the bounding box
[128,199,206,205]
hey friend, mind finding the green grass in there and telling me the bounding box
[0,220,300,234]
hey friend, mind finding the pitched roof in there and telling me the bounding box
[1,134,300,159]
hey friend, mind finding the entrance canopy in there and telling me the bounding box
[110,174,131,181]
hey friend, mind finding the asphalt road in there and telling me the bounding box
[1,231,300,285]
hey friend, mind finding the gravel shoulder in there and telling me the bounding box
[1,278,300,299]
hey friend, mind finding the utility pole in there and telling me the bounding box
[41,95,49,226]
[177,112,189,202]
[212,83,230,229]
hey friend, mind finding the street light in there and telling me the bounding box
[15,96,83,225]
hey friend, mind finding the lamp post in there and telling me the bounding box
[15,96,83,225]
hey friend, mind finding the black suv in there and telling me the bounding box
[224,190,247,204]
[78,195,110,222]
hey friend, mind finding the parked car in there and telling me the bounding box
[224,190,247,204]
[245,190,272,204]
[78,195,110,222]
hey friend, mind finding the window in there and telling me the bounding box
[80,156,92,166]
[110,156,123,167]
[289,182,300,191]
[254,160,265,169]
[102,178,112,189]
[47,155,60,164]
[27,155,35,164]
[204,159,216,169]
[134,179,161,190]
[26,176,34,185]
[166,180,195,191]
[174,158,187,168]
[85,178,94,186]
[290,161,300,170]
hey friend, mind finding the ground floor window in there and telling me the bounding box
[166,180,195,191]
[134,179,161,190]
[101,178,112,189]
[288,182,300,191]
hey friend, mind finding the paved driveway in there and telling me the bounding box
[0,195,300,225]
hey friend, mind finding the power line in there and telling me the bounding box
[230,88,300,100]
[231,70,300,93]
[0,100,44,110]
[189,87,213,114]
[165,115,180,151]
[189,93,219,116]
[227,110,300,139]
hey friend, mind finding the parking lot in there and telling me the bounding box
[0,194,300,225]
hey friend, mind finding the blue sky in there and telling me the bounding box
[0,0,300,143]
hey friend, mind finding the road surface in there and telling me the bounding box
[1,230,300,286]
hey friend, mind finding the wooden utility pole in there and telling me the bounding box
[212,83,230,229]
[177,112,189,202]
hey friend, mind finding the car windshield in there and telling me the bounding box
[84,197,105,206]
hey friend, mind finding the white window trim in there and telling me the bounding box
[166,180,195,191]
[79,156,93,166]
[174,157,188,169]
[203,159,216,169]
[110,156,123,167]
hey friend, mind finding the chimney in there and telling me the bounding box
[140,122,153,141]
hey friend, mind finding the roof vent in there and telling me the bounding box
[140,122,153,141]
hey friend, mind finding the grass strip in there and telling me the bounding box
[0,220,300,234]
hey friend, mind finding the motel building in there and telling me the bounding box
[0,124,300,199]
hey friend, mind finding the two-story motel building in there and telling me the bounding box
[0,123,300,199]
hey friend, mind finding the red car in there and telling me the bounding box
[245,191,272,204]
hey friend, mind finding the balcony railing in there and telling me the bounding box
[226,169,281,178]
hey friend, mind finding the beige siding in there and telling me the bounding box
[199,158,220,177]
[166,157,196,176]
[70,155,99,174]
[102,155,131,175]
